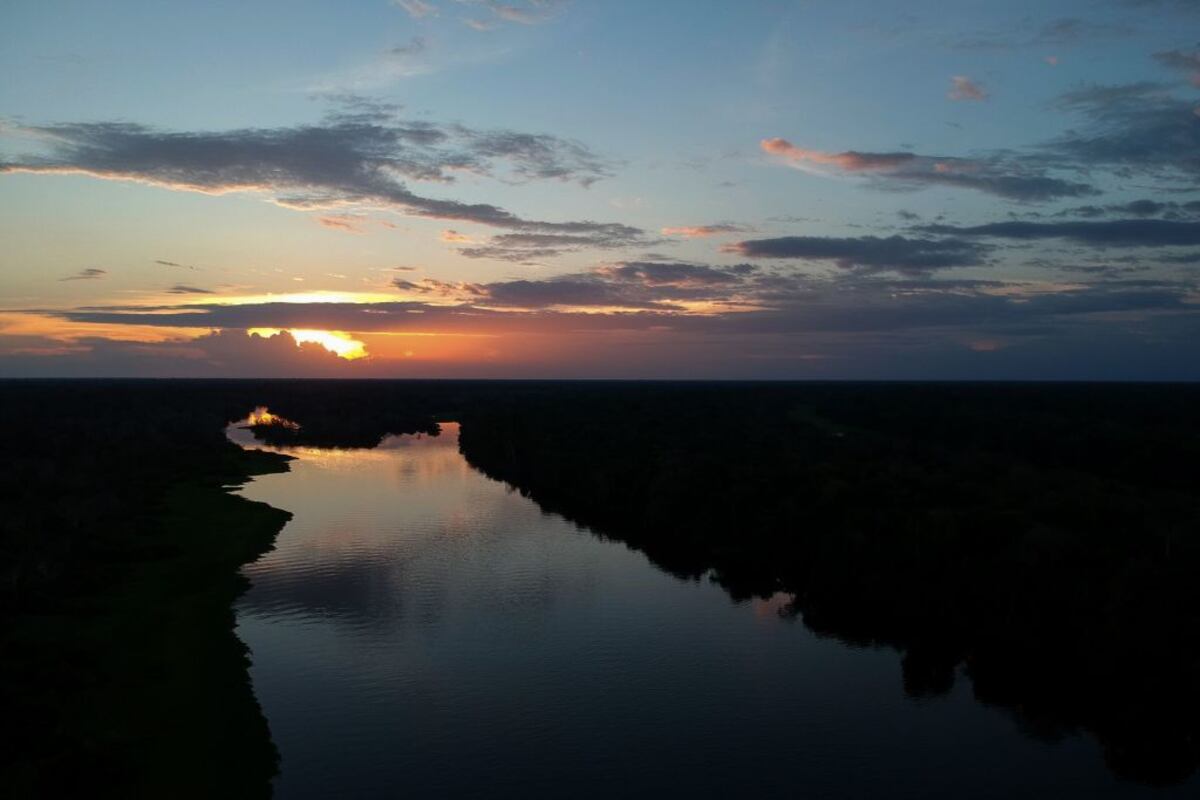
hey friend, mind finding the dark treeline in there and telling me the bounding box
[455,382,1200,785]
[3,379,1200,793]
[1,381,288,798]
[0,379,451,798]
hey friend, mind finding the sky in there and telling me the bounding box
[1,0,1198,379]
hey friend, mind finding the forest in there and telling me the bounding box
[2,379,1199,795]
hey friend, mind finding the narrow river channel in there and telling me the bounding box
[226,416,1191,799]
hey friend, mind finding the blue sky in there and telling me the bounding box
[1,0,1198,378]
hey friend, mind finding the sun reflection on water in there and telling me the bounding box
[244,406,300,429]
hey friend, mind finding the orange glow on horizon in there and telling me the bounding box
[198,290,398,306]
[0,312,211,344]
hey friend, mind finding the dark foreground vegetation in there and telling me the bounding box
[2,379,1199,793]
[0,381,437,797]
[458,382,1200,785]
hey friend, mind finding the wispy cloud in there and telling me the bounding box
[0,107,635,249]
[313,212,397,234]
[154,259,198,270]
[951,17,1134,51]
[948,75,988,101]
[393,0,568,29]
[392,0,437,19]
[482,0,567,25]
[760,138,1094,201]
[661,224,749,238]
[59,267,106,281]
[455,226,652,262]
[23,267,1197,364]
[1154,48,1200,86]
[918,219,1200,247]
[725,235,990,275]
[1044,82,1200,178]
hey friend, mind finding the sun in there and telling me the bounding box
[248,328,368,360]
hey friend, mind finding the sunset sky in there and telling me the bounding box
[2,0,1198,379]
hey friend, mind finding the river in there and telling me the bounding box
[226,416,1191,799]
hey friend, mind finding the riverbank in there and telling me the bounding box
[0,381,296,798]
[4,379,1199,791]
[456,383,1200,784]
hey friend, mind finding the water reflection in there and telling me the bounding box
[228,417,1191,799]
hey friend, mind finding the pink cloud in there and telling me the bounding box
[948,76,988,102]
[316,214,366,233]
[392,0,436,19]
[760,139,914,172]
[661,224,746,238]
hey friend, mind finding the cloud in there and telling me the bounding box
[21,269,1197,372]
[307,39,441,93]
[9,293,1196,380]
[0,329,358,378]
[392,277,483,298]
[377,36,431,78]
[1120,0,1200,9]
[13,243,1198,380]
[595,261,756,287]
[0,110,630,243]
[481,278,675,309]
[317,214,366,233]
[165,284,214,294]
[1154,48,1200,86]
[1033,18,1133,45]
[59,268,106,281]
[455,225,652,262]
[388,260,751,310]
[725,235,990,274]
[476,0,566,25]
[455,125,612,186]
[761,139,915,171]
[1043,82,1200,178]
[951,17,1134,50]
[440,229,472,242]
[1053,199,1200,219]
[449,0,567,29]
[918,219,1200,247]
[760,138,1094,201]
[661,224,749,238]
[762,78,1200,203]
[948,76,988,101]
[393,0,437,18]
[154,258,198,270]
[390,37,427,58]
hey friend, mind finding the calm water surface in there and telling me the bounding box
[227,420,1191,799]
